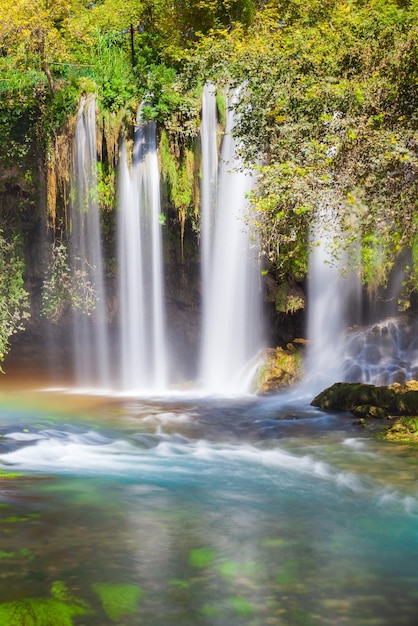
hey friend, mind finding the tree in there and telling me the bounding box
[0,0,77,94]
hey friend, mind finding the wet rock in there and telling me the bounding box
[311,380,418,420]
[363,344,382,364]
[342,364,363,383]
[256,342,306,394]
[351,405,388,419]
[384,416,418,442]
[345,336,364,357]
[392,370,407,384]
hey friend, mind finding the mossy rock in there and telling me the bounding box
[351,404,388,419]
[383,416,418,443]
[92,583,142,622]
[256,343,306,394]
[394,390,418,415]
[311,381,418,420]
[311,382,393,413]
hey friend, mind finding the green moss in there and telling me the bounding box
[275,281,305,314]
[0,551,15,559]
[0,471,23,481]
[383,416,418,443]
[226,596,257,615]
[0,582,92,626]
[92,583,143,622]
[189,548,217,568]
[256,345,305,393]
[159,129,195,211]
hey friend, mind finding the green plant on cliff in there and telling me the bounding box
[41,241,98,322]
[0,233,30,368]
[159,126,199,256]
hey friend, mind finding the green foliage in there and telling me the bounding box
[159,129,196,212]
[41,242,98,322]
[0,233,30,366]
[1,0,418,305]
[90,31,136,112]
[92,583,142,621]
[175,0,417,289]
[215,89,227,126]
[0,60,41,164]
[42,79,80,135]
[97,162,115,212]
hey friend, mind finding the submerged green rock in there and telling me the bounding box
[92,583,142,622]
[0,582,92,626]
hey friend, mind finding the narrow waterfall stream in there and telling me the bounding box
[200,82,218,288]
[304,202,360,391]
[117,110,168,394]
[69,95,110,389]
[199,91,264,394]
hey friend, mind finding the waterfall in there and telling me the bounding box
[304,202,360,391]
[199,91,264,394]
[117,110,168,394]
[69,95,110,389]
[200,83,218,289]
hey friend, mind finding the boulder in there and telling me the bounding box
[256,341,306,394]
[311,380,418,419]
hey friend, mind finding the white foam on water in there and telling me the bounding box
[3,432,47,441]
[0,432,362,493]
[377,490,418,516]
[1,430,416,514]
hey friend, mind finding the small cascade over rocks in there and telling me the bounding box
[117,108,168,394]
[198,89,265,395]
[69,95,110,389]
[341,315,418,386]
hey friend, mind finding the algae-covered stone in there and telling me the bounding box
[0,582,92,626]
[256,343,306,394]
[351,405,388,419]
[383,416,418,442]
[311,382,394,413]
[311,380,418,422]
[92,583,142,622]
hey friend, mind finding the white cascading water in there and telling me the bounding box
[342,316,418,385]
[200,83,218,287]
[117,110,168,393]
[304,202,360,391]
[69,95,110,389]
[199,91,264,394]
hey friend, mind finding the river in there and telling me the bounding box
[0,379,417,625]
